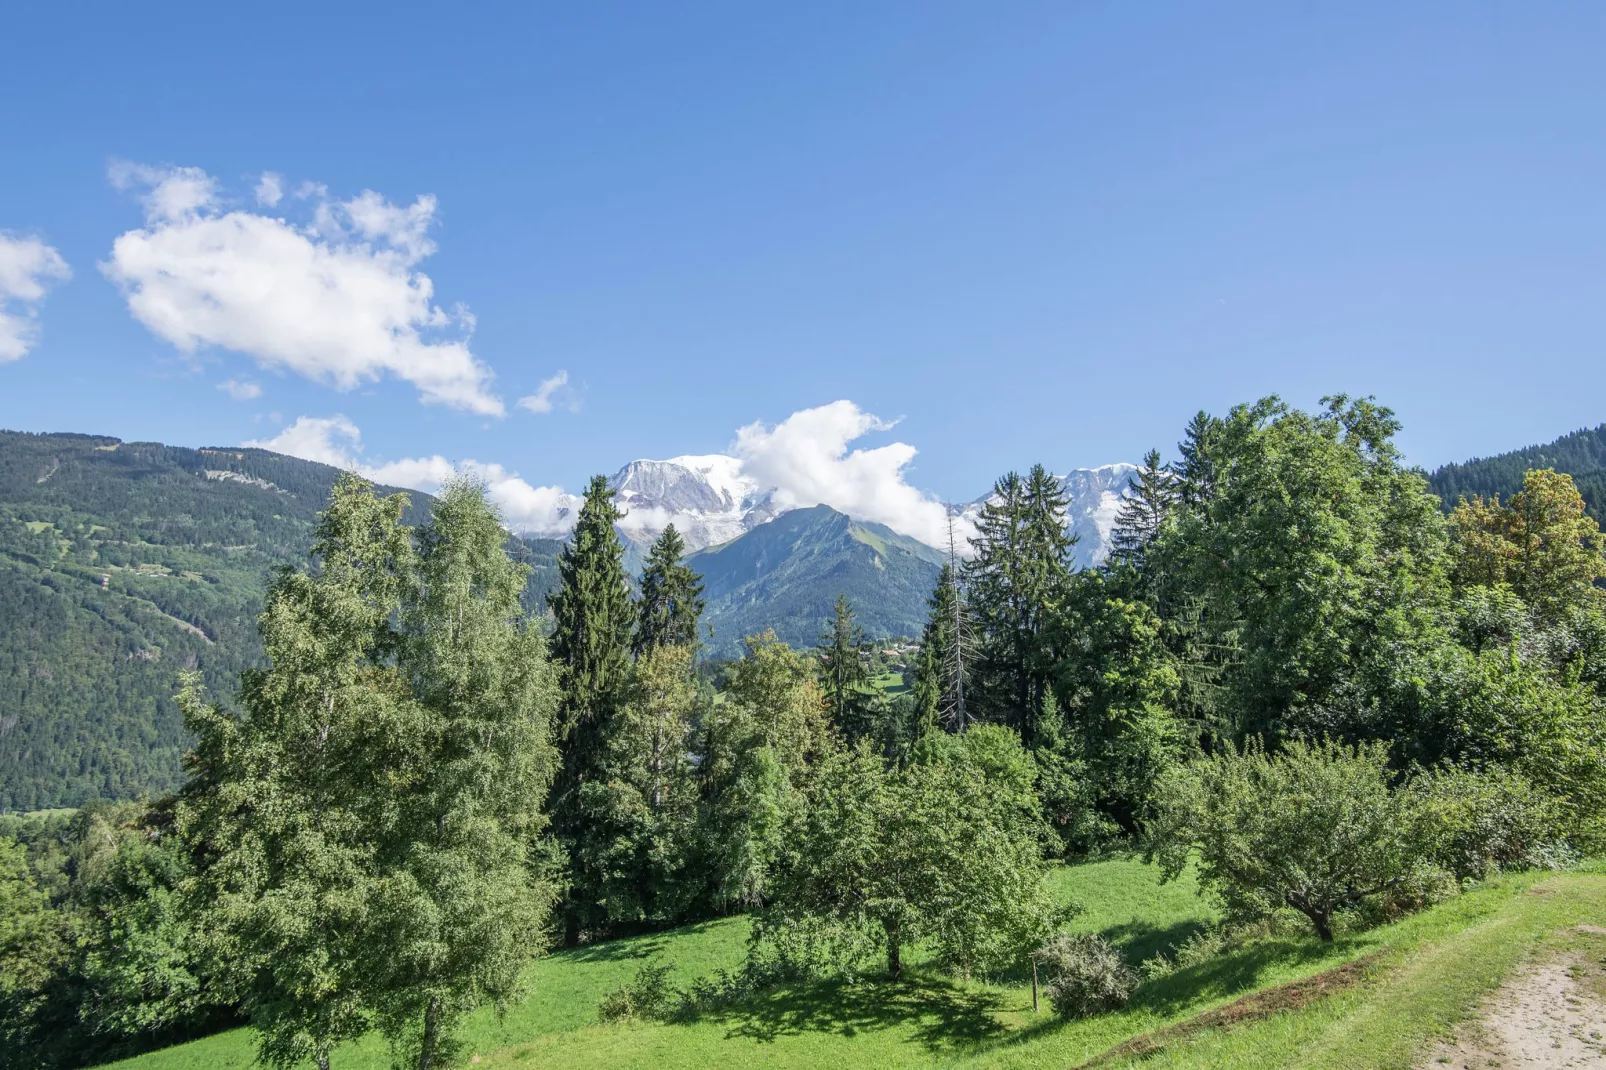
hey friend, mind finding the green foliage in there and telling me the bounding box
[1429,420,1606,524]
[1109,448,1174,572]
[595,961,678,1024]
[760,730,1058,981]
[1148,739,1436,941]
[694,633,822,911]
[578,644,702,926]
[1449,468,1606,622]
[965,465,1075,743]
[1153,395,1454,745]
[1408,765,1564,881]
[633,525,705,656]
[177,476,561,1070]
[1049,572,1182,837]
[1033,933,1137,1019]
[0,431,560,810]
[548,474,635,943]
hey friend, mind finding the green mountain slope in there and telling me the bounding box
[1427,423,1606,522]
[690,505,945,656]
[0,430,561,811]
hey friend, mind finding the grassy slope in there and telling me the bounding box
[103,860,1606,1070]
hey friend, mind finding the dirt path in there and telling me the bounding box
[1422,931,1606,1069]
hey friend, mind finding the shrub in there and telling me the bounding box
[596,960,678,1023]
[1147,739,1435,941]
[1411,765,1562,881]
[1034,934,1137,1019]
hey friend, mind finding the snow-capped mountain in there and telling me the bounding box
[612,454,774,552]
[522,455,1141,567]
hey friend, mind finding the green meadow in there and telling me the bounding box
[103,858,1606,1070]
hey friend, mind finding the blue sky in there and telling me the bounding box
[3,2,1606,535]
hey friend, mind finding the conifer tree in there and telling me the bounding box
[966,465,1075,744]
[1173,411,1223,508]
[579,643,701,925]
[634,524,706,656]
[547,475,635,942]
[912,563,971,735]
[1110,449,1175,571]
[817,594,877,741]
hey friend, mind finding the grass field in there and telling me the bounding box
[103,858,1606,1070]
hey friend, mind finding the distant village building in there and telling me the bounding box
[100,574,110,589]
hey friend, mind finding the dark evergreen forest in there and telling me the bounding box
[1428,422,1606,522]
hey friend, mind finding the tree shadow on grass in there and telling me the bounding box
[693,971,1009,1053]
[560,919,734,963]
[975,933,1350,1058]
[1101,918,1212,965]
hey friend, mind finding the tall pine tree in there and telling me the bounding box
[1110,449,1175,572]
[547,474,635,943]
[966,465,1075,744]
[816,594,878,743]
[912,564,970,735]
[634,524,706,656]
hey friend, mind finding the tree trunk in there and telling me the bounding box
[885,918,902,980]
[1308,910,1334,942]
[317,1052,330,1070]
[417,996,441,1070]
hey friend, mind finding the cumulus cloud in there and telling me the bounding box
[735,400,964,548]
[254,172,284,207]
[217,377,262,400]
[245,415,578,536]
[0,234,72,362]
[243,399,964,550]
[517,370,573,414]
[102,163,503,415]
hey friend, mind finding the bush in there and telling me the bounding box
[1147,739,1435,941]
[1411,766,1563,881]
[596,960,678,1023]
[1034,934,1137,1019]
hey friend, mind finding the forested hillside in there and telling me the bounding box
[0,431,562,810]
[688,504,945,656]
[1428,422,1606,522]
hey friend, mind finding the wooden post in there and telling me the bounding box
[1031,958,1039,1013]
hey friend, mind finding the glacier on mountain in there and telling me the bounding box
[510,454,1140,568]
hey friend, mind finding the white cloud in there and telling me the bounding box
[217,377,262,400]
[103,163,504,415]
[0,233,72,363]
[254,172,284,207]
[243,399,964,549]
[245,414,364,468]
[245,415,579,536]
[517,370,572,414]
[734,400,964,548]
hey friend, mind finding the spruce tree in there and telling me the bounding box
[547,474,635,942]
[1110,449,1174,571]
[966,465,1075,743]
[912,564,970,734]
[634,524,706,656]
[1174,411,1223,508]
[817,594,876,741]
[578,642,701,925]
